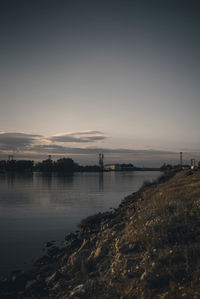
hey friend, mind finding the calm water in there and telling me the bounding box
[0,171,160,276]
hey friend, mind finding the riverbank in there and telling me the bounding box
[1,170,200,298]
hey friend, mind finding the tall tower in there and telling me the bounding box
[180,152,183,166]
[99,153,104,171]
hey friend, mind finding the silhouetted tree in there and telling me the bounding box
[0,160,34,172]
[55,158,75,172]
[15,160,34,172]
[35,158,54,172]
[0,160,6,172]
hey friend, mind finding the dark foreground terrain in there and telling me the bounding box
[1,170,200,298]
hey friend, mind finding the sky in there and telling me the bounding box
[0,0,200,166]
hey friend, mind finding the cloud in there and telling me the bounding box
[48,131,107,143]
[29,144,176,155]
[30,144,70,154]
[0,132,42,151]
[66,131,103,135]
[0,130,106,153]
[0,130,107,154]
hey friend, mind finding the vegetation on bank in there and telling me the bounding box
[0,158,100,173]
[0,159,34,172]
[2,170,200,298]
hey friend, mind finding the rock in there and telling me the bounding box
[140,271,147,281]
[45,271,61,285]
[122,259,141,278]
[69,280,97,298]
[94,247,102,259]
[112,223,125,231]
[119,242,139,254]
[9,270,28,290]
[186,171,193,176]
[10,270,25,284]
[65,233,77,241]
[98,259,110,273]
[78,239,90,251]
[88,239,110,262]
[70,284,86,297]
[46,241,53,247]
[47,246,60,256]
[68,249,90,269]
[51,278,68,291]
[68,239,82,251]
[10,270,21,281]
[34,255,52,266]
[25,279,37,290]
[111,260,120,274]
[141,272,170,289]
[93,245,108,259]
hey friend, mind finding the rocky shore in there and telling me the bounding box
[1,170,200,298]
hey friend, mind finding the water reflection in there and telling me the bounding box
[39,172,53,188]
[54,172,74,187]
[2,172,33,187]
[0,173,34,206]
[98,173,104,191]
[35,172,74,189]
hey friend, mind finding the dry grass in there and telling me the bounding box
[117,170,200,297]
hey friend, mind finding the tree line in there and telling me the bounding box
[0,158,100,173]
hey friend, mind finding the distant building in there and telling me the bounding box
[104,164,120,171]
[180,152,183,166]
[104,163,134,171]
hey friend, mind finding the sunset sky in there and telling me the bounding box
[1,0,200,166]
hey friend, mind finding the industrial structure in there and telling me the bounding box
[180,152,183,166]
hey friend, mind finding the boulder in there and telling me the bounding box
[69,280,97,298]
[45,271,61,285]
[25,279,37,290]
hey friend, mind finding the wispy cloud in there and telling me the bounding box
[48,131,107,143]
[27,144,177,156]
[64,131,104,135]
[0,130,107,153]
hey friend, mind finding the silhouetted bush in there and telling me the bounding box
[0,160,34,172]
